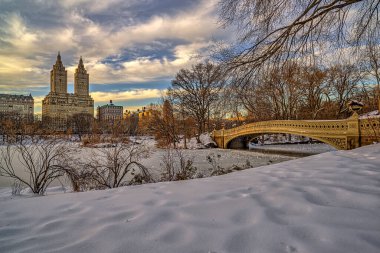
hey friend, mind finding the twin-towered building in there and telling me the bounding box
[42,52,126,131]
[0,52,126,132]
[42,52,94,131]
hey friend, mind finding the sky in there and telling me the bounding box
[0,0,228,114]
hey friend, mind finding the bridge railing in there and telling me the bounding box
[213,119,350,138]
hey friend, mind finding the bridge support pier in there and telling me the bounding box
[346,114,361,150]
[212,129,225,149]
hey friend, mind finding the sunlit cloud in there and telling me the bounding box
[0,0,225,113]
[91,89,163,103]
[78,41,212,83]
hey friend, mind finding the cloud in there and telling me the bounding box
[82,41,212,83]
[0,12,39,53]
[90,89,163,103]
[0,0,220,82]
[58,0,124,13]
[0,0,225,113]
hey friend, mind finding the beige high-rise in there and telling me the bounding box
[74,56,89,96]
[50,52,67,94]
[42,52,94,131]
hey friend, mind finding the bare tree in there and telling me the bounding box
[265,62,305,120]
[360,28,380,110]
[326,63,362,118]
[170,62,226,140]
[0,112,31,144]
[149,99,179,148]
[228,72,271,121]
[231,62,312,121]
[217,0,379,79]
[355,83,379,113]
[124,111,139,135]
[69,113,94,141]
[0,138,73,195]
[299,66,329,119]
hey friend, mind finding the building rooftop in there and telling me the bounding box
[98,100,123,108]
[0,93,34,100]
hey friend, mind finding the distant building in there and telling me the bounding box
[42,52,94,131]
[226,112,246,122]
[0,93,34,122]
[97,100,123,123]
[134,105,159,134]
[124,109,136,119]
[137,105,157,119]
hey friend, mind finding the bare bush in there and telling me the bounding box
[160,148,197,181]
[11,180,24,196]
[63,166,94,192]
[65,142,154,190]
[0,139,74,195]
[207,153,228,176]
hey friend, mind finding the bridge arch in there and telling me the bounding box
[212,117,364,150]
[225,131,342,150]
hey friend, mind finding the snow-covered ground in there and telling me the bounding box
[142,148,294,180]
[360,110,379,119]
[176,133,217,149]
[1,144,379,253]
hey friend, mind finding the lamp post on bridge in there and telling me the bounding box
[348,100,364,118]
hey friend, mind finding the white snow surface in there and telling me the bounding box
[177,133,217,149]
[360,110,380,119]
[1,145,380,253]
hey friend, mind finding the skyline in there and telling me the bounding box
[0,0,228,114]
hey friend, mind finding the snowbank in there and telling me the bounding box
[360,110,380,119]
[1,145,380,253]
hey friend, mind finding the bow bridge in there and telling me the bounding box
[212,114,379,150]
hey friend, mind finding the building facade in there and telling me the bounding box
[42,52,94,131]
[137,105,157,119]
[97,100,123,123]
[0,94,34,122]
